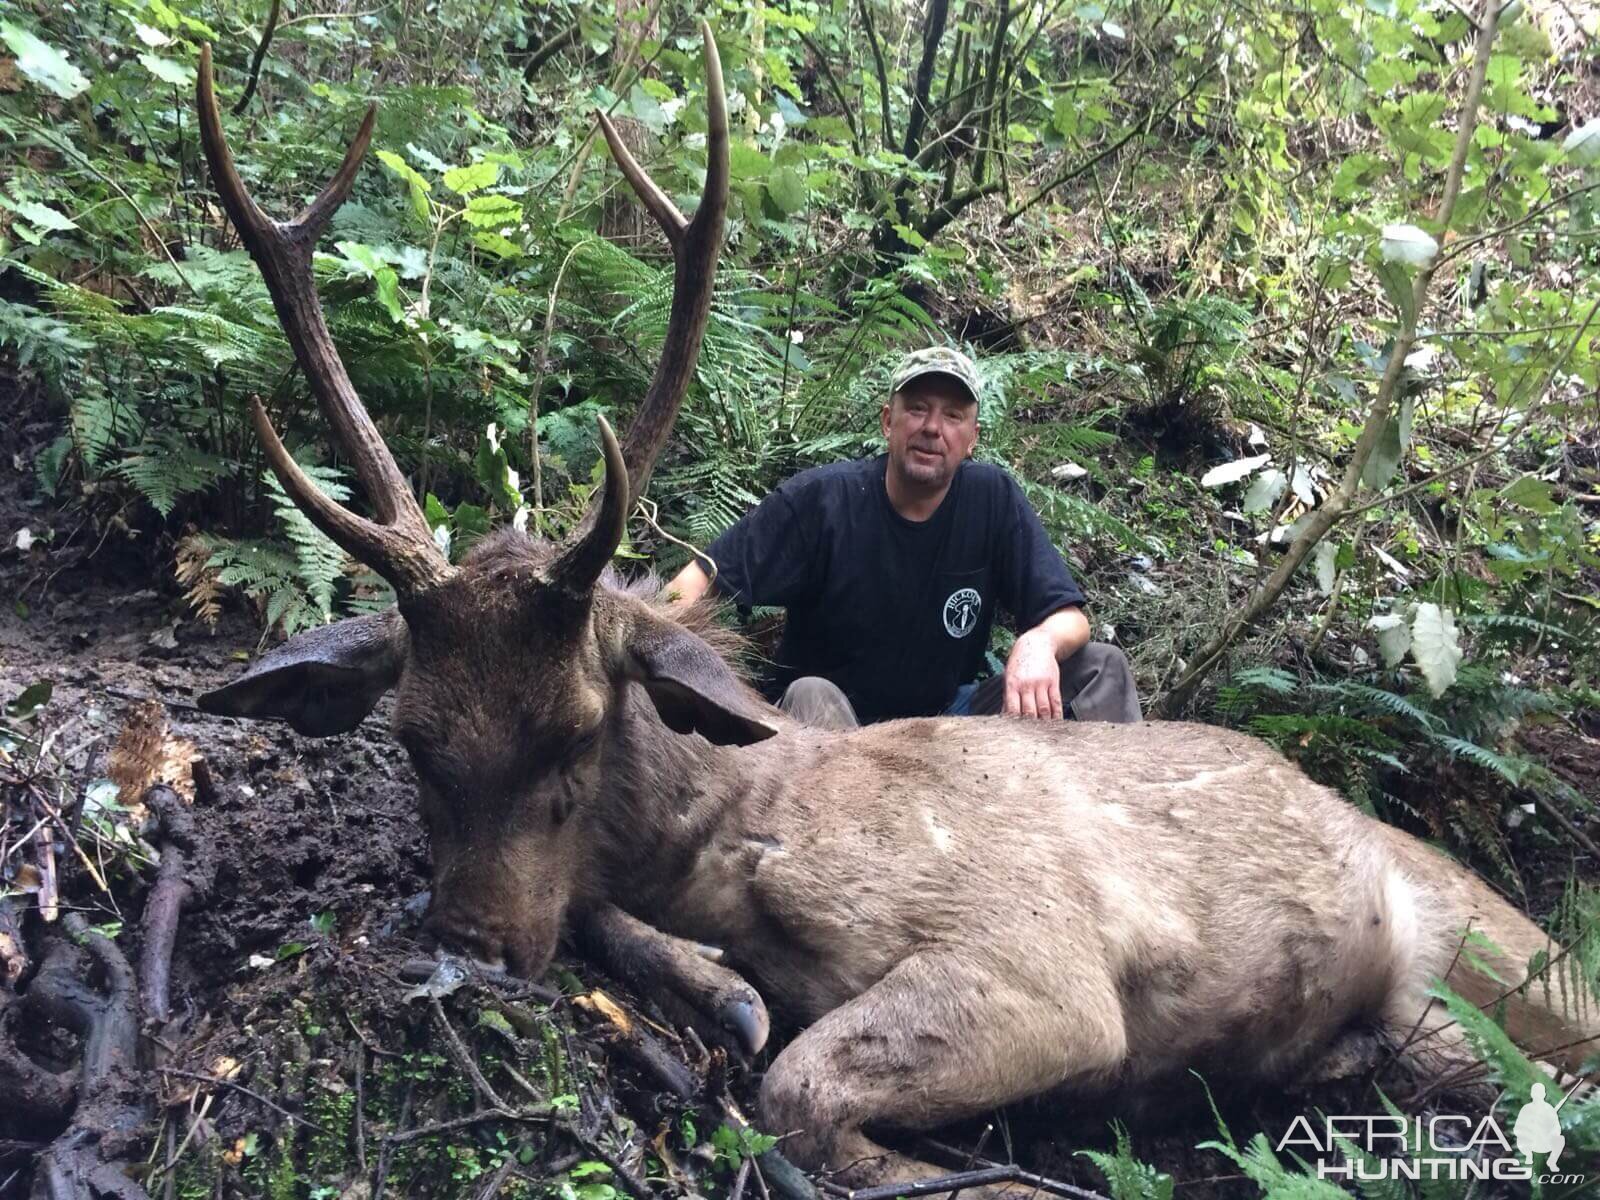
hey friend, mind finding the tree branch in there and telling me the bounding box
[232,0,282,115]
[855,0,894,151]
[1155,1,1504,715]
[901,0,951,163]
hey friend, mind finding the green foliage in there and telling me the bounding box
[1077,1124,1174,1200]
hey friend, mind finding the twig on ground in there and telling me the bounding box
[385,1106,552,1145]
[858,1162,1108,1200]
[432,995,510,1110]
[159,1067,328,1133]
[354,1046,367,1172]
[372,1081,413,1198]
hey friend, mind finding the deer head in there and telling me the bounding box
[197,28,777,976]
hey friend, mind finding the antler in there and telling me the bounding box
[197,45,453,598]
[551,21,729,593]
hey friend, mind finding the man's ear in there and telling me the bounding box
[199,609,407,736]
[622,609,781,747]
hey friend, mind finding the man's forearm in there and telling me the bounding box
[665,560,714,609]
[1026,606,1090,659]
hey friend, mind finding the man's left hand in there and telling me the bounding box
[1003,628,1063,719]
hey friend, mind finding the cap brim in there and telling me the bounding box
[892,369,979,406]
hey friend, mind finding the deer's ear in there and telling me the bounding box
[624,612,781,747]
[199,610,407,737]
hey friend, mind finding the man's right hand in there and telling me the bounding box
[666,560,714,610]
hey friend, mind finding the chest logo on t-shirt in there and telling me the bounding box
[943,587,982,638]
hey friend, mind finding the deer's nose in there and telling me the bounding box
[424,905,555,981]
[423,911,507,972]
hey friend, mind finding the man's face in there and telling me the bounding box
[881,375,979,490]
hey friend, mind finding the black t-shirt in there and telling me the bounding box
[704,455,1086,723]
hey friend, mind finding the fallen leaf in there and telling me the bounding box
[108,700,199,816]
[574,988,633,1035]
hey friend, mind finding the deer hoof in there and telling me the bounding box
[719,992,770,1057]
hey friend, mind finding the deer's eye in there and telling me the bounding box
[563,726,602,771]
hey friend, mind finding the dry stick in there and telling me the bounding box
[730,1156,755,1200]
[31,784,112,899]
[232,0,283,114]
[354,1046,368,1172]
[848,1165,1107,1200]
[1529,792,1600,860]
[385,1107,552,1145]
[552,0,667,223]
[159,1068,328,1133]
[139,784,213,1024]
[371,1081,413,1198]
[1156,0,1504,716]
[431,996,510,1111]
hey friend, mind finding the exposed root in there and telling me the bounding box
[3,783,212,1200]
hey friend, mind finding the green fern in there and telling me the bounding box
[1077,1125,1174,1200]
[115,434,228,517]
[262,464,353,626]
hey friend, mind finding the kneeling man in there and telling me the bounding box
[667,347,1139,728]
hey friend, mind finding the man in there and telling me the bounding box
[666,346,1139,728]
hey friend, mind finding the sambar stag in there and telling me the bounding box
[196,32,1597,1192]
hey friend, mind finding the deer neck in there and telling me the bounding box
[582,683,774,907]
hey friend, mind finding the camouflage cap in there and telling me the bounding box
[890,346,981,406]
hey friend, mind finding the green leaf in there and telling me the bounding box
[6,680,53,719]
[767,166,806,215]
[472,230,522,259]
[1372,261,1415,326]
[462,194,521,228]
[375,149,432,221]
[628,82,667,134]
[336,241,383,276]
[1361,393,1415,490]
[1,21,90,98]
[0,196,76,232]
[138,52,194,86]
[443,160,499,195]
[374,268,403,323]
[1409,602,1463,697]
[1499,474,1557,513]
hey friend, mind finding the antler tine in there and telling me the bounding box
[602,20,730,505]
[197,45,452,598]
[597,111,688,241]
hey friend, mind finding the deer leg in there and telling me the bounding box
[573,904,770,1056]
[759,950,1126,1193]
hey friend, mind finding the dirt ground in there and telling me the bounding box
[3,388,1598,1199]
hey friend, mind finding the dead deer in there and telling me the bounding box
[195,31,1597,1192]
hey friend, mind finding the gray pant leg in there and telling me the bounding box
[1059,643,1141,723]
[778,676,861,730]
[966,643,1141,723]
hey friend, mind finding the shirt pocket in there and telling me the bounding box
[932,567,990,642]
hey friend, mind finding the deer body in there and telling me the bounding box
[193,36,1595,1193]
[594,702,1404,1077]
